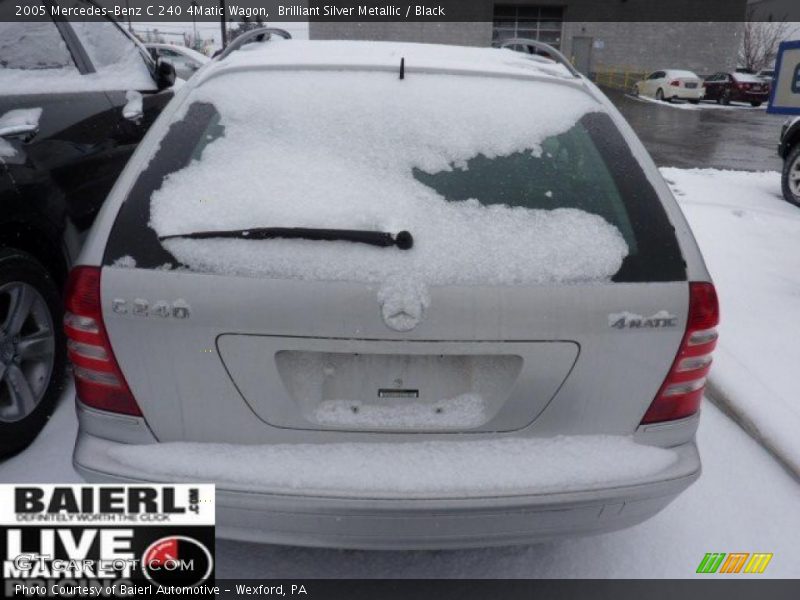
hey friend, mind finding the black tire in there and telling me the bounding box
[688,99,700,104]
[721,91,731,105]
[655,88,664,101]
[631,84,639,97]
[0,249,66,458]
[751,101,762,107]
[782,143,800,208]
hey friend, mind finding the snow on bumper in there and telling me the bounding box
[73,424,699,549]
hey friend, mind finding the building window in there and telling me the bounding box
[492,5,564,49]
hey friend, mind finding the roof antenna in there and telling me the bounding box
[399,57,405,80]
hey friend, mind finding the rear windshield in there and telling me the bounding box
[104,71,685,284]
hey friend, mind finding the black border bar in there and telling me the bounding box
[4,0,799,23]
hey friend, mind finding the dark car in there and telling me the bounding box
[779,117,800,207]
[0,10,175,456]
[702,72,770,107]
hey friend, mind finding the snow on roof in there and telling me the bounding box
[732,72,765,83]
[664,69,700,79]
[199,40,578,83]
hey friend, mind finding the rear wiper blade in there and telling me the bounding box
[159,227,414,250]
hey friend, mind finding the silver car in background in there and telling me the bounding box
[68,39,718,549]
[145,43,209,80]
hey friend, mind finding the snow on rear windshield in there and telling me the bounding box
[149,71,628,286]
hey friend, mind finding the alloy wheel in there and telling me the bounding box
[0,282,56,423]
[790,155,800,198]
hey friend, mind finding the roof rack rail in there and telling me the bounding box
[499,38,581,77]
[216,27,292,61]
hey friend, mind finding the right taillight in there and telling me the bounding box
[64,266,141,416]
[640,282,719,424]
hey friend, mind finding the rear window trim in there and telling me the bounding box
[103,102,686,283]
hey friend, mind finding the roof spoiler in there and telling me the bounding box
[215,27,292,61]
[498,38,581,78]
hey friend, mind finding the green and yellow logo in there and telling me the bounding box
[696,552,773,574]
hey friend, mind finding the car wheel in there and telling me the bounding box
[782,143,800,208]
[631,84,639,97]
[656,88,665,102]
[688,99,700,104]
[0,249,66,457]
[721,91,731,105]
[751,101,762,107]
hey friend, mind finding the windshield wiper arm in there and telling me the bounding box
[159,227,414,250]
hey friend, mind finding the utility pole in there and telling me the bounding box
[220,0,228,48]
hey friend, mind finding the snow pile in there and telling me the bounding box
[122,90,143,121]
[0,107,42,134]
[152,71,628,286]
[112,255,137,268]
[663,168,800,474]
[0,139,14,158]
[377,276,430,332]
[630,94,765,111]
[106,435,677,497]
[313,393,487,429]
[0,108,41,160]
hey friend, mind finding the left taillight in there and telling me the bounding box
[64,266,141,416]
[670,80,681,87]
[640,282,720,424]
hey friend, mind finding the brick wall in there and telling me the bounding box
[561,22,744,75]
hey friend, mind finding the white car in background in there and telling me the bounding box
[755,68,775,84]
[145,43,209,80]
[634,69,705,103]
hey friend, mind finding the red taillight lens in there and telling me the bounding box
[640,282,719,424]
[64,267,141,416]
[670,80,681,87]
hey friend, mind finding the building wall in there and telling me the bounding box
[747,0,800,21]
[561,22,745,74]
[310,22,492,46]
[310,1,747,75]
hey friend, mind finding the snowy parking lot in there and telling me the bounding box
[2,167,798,578]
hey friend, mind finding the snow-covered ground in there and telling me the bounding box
[663,168,800,475]
[1,168,798,578]
[629,94,766,111]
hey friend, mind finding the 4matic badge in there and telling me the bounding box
[609,310,678,330]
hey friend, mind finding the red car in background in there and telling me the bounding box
[702,72,770,107]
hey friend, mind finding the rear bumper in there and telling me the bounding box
[732,91,769,103]
[73,430,700,550]
[670,88,704,100]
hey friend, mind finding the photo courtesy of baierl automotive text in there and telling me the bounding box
[1,0,800,598]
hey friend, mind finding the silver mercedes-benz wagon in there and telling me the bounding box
[69,38,718,549]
